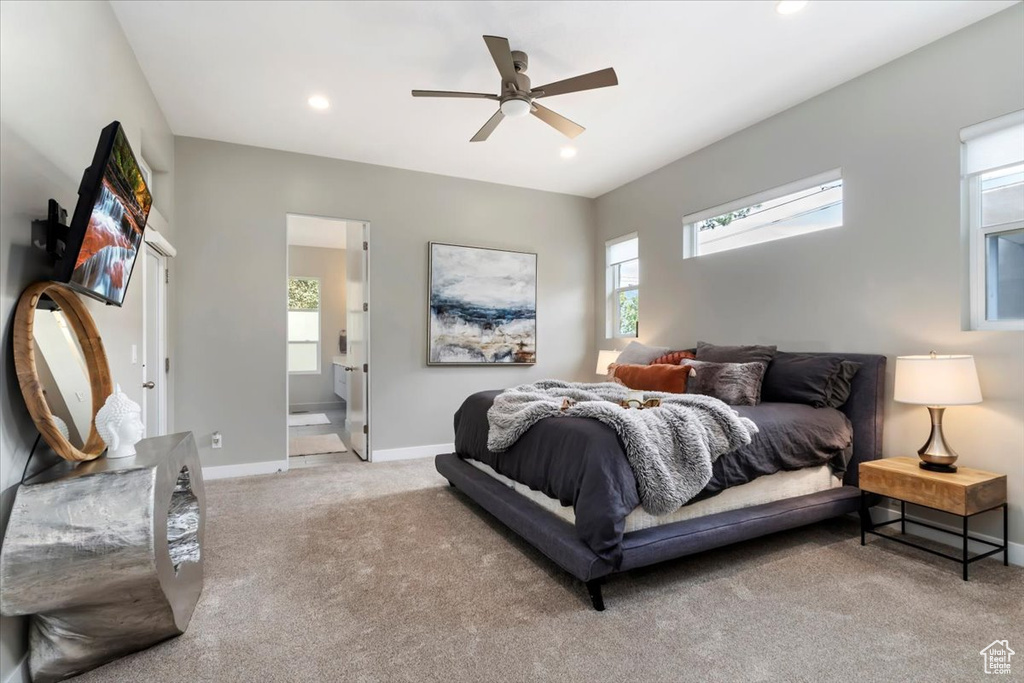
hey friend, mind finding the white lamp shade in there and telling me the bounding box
[596,350,619,376]
[893,354,982,406]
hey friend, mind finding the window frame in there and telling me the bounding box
[682,168,843,259]
[606,233,639,339]
[287,276,322,375]
[966,162,1024,331]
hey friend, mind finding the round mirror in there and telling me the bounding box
[14,282,113,461]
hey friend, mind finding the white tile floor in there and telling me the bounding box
[287,407,362,468]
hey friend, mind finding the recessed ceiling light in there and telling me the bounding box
[560,146,577,159]
[308,95,330,110]
[776,0,808,15]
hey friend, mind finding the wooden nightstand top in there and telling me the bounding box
[859,457,1007,516]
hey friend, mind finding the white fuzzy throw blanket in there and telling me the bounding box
[487,380,759,515]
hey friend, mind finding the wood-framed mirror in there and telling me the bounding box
[13,281,113,462]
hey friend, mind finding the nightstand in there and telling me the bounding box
[859,457,1008,580]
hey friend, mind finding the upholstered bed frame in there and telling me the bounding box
[435,353,886,610]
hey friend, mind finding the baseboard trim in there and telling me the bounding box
[871,506,1022,567]
[3,653,29,683]
[202,460,289,480]
[372,443,454,463]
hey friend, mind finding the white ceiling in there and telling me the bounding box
[111,0,1015,198]
[287,215,347,249]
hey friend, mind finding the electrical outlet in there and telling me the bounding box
[212,431,222,449]
[131,344,138,364]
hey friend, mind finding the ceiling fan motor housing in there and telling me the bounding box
[511,50,529,73]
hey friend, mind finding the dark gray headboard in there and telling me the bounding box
[801,353,887,487]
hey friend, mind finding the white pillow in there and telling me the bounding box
[614,341,670,366]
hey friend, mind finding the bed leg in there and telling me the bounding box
[585,579,605,612]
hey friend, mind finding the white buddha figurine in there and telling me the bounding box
[95,385,145,459]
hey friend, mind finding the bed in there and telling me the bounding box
[435,352,886,610]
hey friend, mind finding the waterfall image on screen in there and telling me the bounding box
[70,126,152,304]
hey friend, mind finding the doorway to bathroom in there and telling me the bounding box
[285,214,370,467]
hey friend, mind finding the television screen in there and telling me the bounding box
[57,121,152,306]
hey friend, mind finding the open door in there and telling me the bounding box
[345,221,369,460]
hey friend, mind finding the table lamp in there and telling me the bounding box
[596,350,619,377]
[893,352,982,472]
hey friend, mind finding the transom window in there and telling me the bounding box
[962,110,1024,331]
[683,169,843,258]
[288,276,321,373]
[606,234,639,338]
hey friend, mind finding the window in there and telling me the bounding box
[606,234,639,338]
[962,111,1024,331]
[288,277,321,373]
[683,169,843,258]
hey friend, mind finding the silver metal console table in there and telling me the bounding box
[0,433,205,682]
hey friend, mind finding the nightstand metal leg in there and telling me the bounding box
[962,515,969,581]
[900,501,905,535]
[860,491,868,546]
[1004,504,1009,567]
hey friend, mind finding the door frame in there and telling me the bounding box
[141,222,175,436]
[284,213,372,463]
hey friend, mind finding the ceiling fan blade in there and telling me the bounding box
[532,68,618,99]
[412,90,499,99]
[483,35,518,85]
[530,103,584,139]
[471,109,505,142]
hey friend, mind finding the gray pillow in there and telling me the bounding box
[615,341,670,366]
[696,341,777,366]
[761,352,843,407]
[685,359,768,406]
[825,361,861,409]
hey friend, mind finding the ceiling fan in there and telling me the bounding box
[412,35,618,142]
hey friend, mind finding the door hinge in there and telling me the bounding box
[363,363,368,373]
[165,357,170,373]
[362,424,368,435]
[165,268,169,284]
[362,302,368,312]
[362,240,368,251]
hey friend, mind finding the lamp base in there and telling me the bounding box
[916,406,961,472]
[919,461,958,473]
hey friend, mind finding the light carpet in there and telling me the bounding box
[288,433,348,456]
[287,413,331,427]
[74,458,1022,682]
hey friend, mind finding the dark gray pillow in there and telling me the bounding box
[685,359,767,406]
[615,341,670,366]
[762,353,843,407]
[696,341,777,366]
[826,361,861,409]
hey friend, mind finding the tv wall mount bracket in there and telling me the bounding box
[32,198,71,259]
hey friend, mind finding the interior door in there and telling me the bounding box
[345,221,369,460]
[142,245,167,437]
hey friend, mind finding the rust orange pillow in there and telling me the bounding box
[610,363,695,394]
[649,350,696,366]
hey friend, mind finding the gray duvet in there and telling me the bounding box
[454,391,853,567]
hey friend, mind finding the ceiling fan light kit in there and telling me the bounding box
[412,35,618,142]
[500,97,531,118]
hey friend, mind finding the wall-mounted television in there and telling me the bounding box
[55,121,152,307]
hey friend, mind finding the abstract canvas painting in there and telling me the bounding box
[428,242,537,365]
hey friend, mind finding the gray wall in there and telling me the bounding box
[288,245,347,409]
[594,6,1024,545]
[0,1,176,679]
[173,137,595,466]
